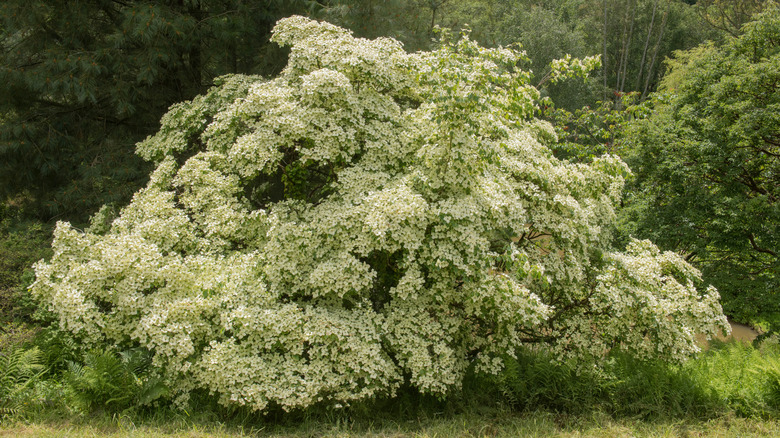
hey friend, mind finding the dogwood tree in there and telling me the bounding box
[31,16,728,412]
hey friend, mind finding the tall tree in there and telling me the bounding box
[696,0,780,36]
[621,7,780,329]
[595,0,712,99]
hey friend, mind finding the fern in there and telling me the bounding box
[0,346,45,417]
[34,328,79,374]
[65,348,168,413]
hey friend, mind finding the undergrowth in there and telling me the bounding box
[4,336,780,428]
[492,340,780,420]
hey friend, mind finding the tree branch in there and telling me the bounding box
[748,233,777,257]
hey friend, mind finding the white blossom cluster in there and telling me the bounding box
[547,54,602,85]
[31,16,729,412]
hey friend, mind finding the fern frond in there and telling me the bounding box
[0,346,45,418]
[0,401,21,417]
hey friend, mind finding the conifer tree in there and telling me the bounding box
[0,0,312,222]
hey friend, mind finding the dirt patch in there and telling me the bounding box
[698,319,759,348]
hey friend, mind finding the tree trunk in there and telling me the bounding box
[619,0,637,94]
[616,1,629,91]
[636,0,659,93]
[603,0,608,99]
[642,3,669,99]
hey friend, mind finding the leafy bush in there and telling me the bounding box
[30,327,79,376]
[0,215,52,325]
[545,91,649,163]
[31,16,728,412]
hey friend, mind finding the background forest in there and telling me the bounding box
[1,0,780,435]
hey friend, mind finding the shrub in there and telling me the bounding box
[0,216,51,325]
[30,16,728,412]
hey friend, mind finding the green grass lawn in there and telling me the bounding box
[3,411,780,437]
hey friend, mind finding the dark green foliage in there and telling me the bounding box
[493,348,721,419]
[546,91,649,163]
[495,350,603,414]
[64,348,167,414]
[0,208,52,330]
[319,0,434,51]
[30,328,79,377]
[0,0,316,223]
[0,209,52,361]
[621,7,780,331]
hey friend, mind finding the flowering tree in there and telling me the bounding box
[30,16,728,412]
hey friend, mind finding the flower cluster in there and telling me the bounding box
[31,16,728,411]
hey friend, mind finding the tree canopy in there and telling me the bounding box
[622,7,780,329]
[30,17,727,412]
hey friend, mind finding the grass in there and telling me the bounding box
[2,411,780,437]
